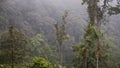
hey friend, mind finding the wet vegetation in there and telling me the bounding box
[0,0,120,68]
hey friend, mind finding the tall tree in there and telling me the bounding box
[0,25,30,68]
[73,0,114,68]
[9,25,14,68]
[82,0,103,68]
[54,12,69,67]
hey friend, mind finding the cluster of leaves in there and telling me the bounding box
[30,34,58,63]
[108,7,120,15]
[73,24,109,68]
[0,64,11,68]
[28,57,53,68]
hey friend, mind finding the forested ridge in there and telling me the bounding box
[0,0,120,68]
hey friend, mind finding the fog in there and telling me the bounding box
[0,0,120,68]
[4,0,120,39]
[6,0,86,17]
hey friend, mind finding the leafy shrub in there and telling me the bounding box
[28,57,53,68]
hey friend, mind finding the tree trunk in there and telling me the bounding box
[59,43,62,67]
[11,45,14,68]
[11,39,14,68]
[83,48,87,68]
[96,42,100,68]
[9,25,14,68]
[96,57,99,68]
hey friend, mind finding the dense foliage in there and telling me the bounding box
[0,25,30,68]
[30,34,58,63]
[28,57,53,68]
[0,0,120,68]
[73,24,112,68]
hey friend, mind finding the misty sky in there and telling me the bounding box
[5,0,120,25]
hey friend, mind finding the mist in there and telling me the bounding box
[0,0,120,68]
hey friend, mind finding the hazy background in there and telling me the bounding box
[0,0,120,67]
